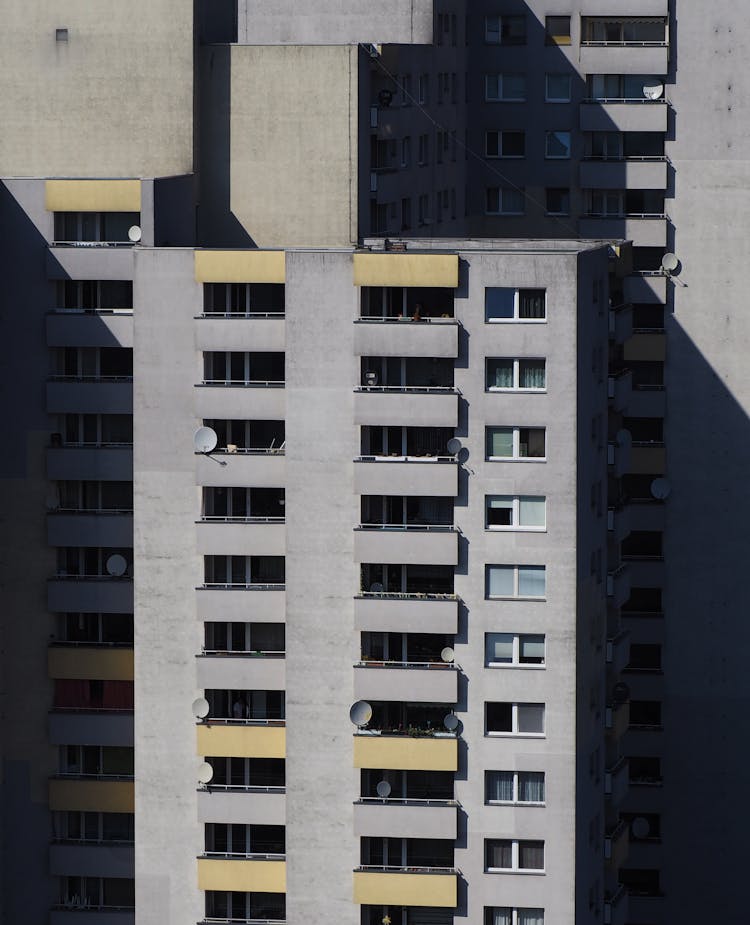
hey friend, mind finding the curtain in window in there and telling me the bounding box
[490,909,512,925]
[486,840,512,868]
[488,360,513,388]
[519,497,545,526]
[102,682,134,710]
[518,772,545,802]
[518,910,544,925]
[487,428,513,457]
[519,360,545,389]
[55,680,91,709]
[518,841,544,870]
[518,566,545,597]
[488,566,514,597]
[518,290,545,318]
[486,771,514,801]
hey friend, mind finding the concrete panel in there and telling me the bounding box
[193,385,285,421]
[624,333,666,362]
[353,801,457,839]
[579,160,667,190]
[353,528,458,565]
[195,520,285,557]
[229,45,358,247]
[48,710,134,747]
[579,45,669,76]
[197,788,285,826]
[47,447,133,481]
[353,390,458,427]
[49,779,134,813]
[353,254,458,288]
[49,842,134,877]
[47,512,133,548]
[46,380,133,414]
[580,0,666,11]
[196,723,286,759]
[624,388,666,416]
[353,665,458,703]
[195,317,285,352]
[48,646,134,681]
[45,180,141,213]
[196,655,285,690]
[46,247,134,281]
[50,912,133,925]
[354,460,458,497]
[629,447,666,474]
[353,595,458,634]
[197,857,286,893]
[196,587,286,623]
[195,452,285,488]
[353,321,458,358]
[353,734,457,771]
[47,313,134,348]
[353,870,456,907]
[622,274,667,303]
[578,218,667,247]
[48,579,134,614]
[580,102,668,133]
[194,250,285,283]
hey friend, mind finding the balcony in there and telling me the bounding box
[196,654,285,690]
[48,710,134,747]
[354,389,459,427]
[353,663,458,703]
[579,101,668,133]
[194,384,285,421]
[48,646,134,681]
[604,884,630,925]
[608,369,632,412]
[353,320,458,358]
[578,216,667,248]
[622,273,667,303]
[580,158,667,190]
[196,520,285,557]
[195,316,285,352]
[580,45,668,76]
[197,788,285,826]
[50,911,133,925]
[49,778,134,813]
[354,459,458,497]
[607,565,631,608]
[196,721,286,759]
[196,587,286,623]
[353,868,457,907]
[605,819,629,869]
[48,577,133,614]
[354,526,458,566]
[609,303,633,345]
[353,732,457,771]
[195,450,285,489]
[49,841,134,877]
[354,594,458,634]
[46,311,134,348]
[47,511,133,548]
[604,757,629,808]
[197,857,286,893]
[46,378,133,414]
[353,799,457,839]
[47,446,133,481]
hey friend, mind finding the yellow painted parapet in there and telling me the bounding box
[49,778,134,813]
[194,250,286,283]
[45,179,141,213]
[196,723,286,758]
[197,858,286,893]
[353,870,457,907]
[353,734,457,771]
[353,254,458,288]
[48,646,134,681]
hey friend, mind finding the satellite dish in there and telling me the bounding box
[632,816,651,839]
[440,647,455,663]
[194,426,218,454]
[443,713,459,731]
[661,253,679,273]
[376,780,392,798]
[642,80,664,100]
[128,225,142,243]
[350,700,373,727]
[105,554,127,577]
[192,697,210,719]
[197,762,214,784]
[446,437,462,455]
[612,682,630,704]
[650,477,671,500]
[369,582,384,594]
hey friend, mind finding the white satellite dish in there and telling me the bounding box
[128,225,142,243]
[369,582,384,594]
[650,477,671,500]
[192,697,210,719]
[441,647,455,663]
[105,554,127,577]
[194,426,218,454]
[350,700,373,727]
[376,780,392,798]
[642,80,664,100]
[661,253,679,273]
[446,437,462,455]
[197,762,214,784]
[443,713,459,731]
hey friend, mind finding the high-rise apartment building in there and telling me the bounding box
[1,2,747,925]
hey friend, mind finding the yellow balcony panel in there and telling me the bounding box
[623,333,666,362]
[197,723,286,759]
[354,254,458,288]
[629,447,666,474]
[48,646,133,681]
[45,179,141,213]
[353,870,457,907]
[195,250,286,284]
[49,778,134,813]
[353,734,457,771]
[197,858,286,893]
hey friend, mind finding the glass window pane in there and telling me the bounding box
[486,633,514,664]
[518,771,545,802]
[519,497,545,527]
[519,634,545,663]
[485,288,515,320]
[519,428,545,457]
[517,703,545,734]
[487,566,514,597]
[486,839,513,868]
[487,427,514,458]
[519,359,545,388]
[487,358,514,388]
[486,771,514,802]
[491,911,512,925]
[485,75,499,99]
[518,911,544,925]
[518,566,546,597]
[518,840,545,869]
[518,289,545,318]
[487,496,513,527]
[546,73,571,101]
[546,131,571,158]
[504,74,526,100]
[486,702,513,733]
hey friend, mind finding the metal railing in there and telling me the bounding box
[199,919,285,925]
[51,640,133,649]
[199,650,285,658]
[582,96,667,104]
[52,441,133,448]
[48,375,133,382]
[356,659,456,670]
[51,240,135,247]
[582,155,667,162]
[200,447,285,456]
[200,784,285,794]
[50,307,133,314]
[198,516,284,524]
[356,797,457,807]
[199,582,285,591]
[200,851,285,861]
[355,864,458,874]
[581,40,667,47]
[51,507,133,515]
[196,717,285,727]
[198,380,285,388]
[51,574,132,581]
[355,385,457,394]
[52,837,134,846]
[355,454,455,463]
[196,312,284,319]
[354,316,456,324]
[355,523,456,532]
[354,729,457,739]
[53,772,134,780]
[356,590,457,601]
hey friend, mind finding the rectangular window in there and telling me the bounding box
[486,771,545,804]
[546,188,570,216]
[545,15,571,44]
[485,427,546,460]
[486,839,545,871]
[484,287,546,321]
[418,134,429,165]
[485,633,546,666]
[582,17,666,45]
[545,73,572,102]
[486,358,546,390]
[486,496,546,530]
[486,565,546,598]
[485,15,526,44]
[485,130,525,158]
[418,74,429,104]
[589,190,624,216]
[486,187,525,215]
[485,909,545,925]
[485,74,526,102]
[545,131,571,159]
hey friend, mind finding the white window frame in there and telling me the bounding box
[485,74,526,102]
[485,495,546,531]
[485,130,525,159]
[485,427,547,462]
[486,702,546,737]
[486,564,546,599]
[485,770,546,805]
[485,358,546,392]
[485,839,546,872]
[485,909,545,925]
[484,288,546,322]
[545,130,571,159]
[485,633,546,667]
[486,186,525,216]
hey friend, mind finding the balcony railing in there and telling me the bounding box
[200,919,285,925]
[54,903,135,912]
[51,240,134,248]
[356,660,456,671]
[582,97,667,104]
[198,381,285,388]
[355,728,456,739]
[52,573,132,582]
[199,650,285,658]
[199,516,284,524]
[199,447,285,456]
[51,640,133,648]
[356,455,455,464]
[357,591,458,601]
[51,307,133,315]
[54,773,134,781]
[48,375,133,383]
[355,386,458,394]
[201,852,285,861]
[355,317,456,325]
[196,312,285,319]
[355,864,458,874]
[356,797,457,807]
[355,524,456,533]
[201,784,285,794]
[199,583,285,591]
[197,718,286,727]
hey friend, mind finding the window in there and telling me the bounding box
[486,702,545,736]
[545,131,571,159]
[485,130,525,158]
[546,188,570,216]
[418,194,430,226]
[485,427,546,460]
[485,840,544,871]
[545,73,571,102]
[485,287,545,321]
[485,74,526,102]
[418,73,428,104]
[590,131,623,159]
[485,909,544,925]
[486,565,546,599]
[418,134,429,165]
[486,771,545,804]
[485,14,526,44]
[589,190,624,216]
[58,280,133,312]
[545,15,571,45]
[629,700,662,728]
[203,282,285,316]
[628,643,662,671]
[53,212,139,244]
[582,17,666,44]
[486,358,546,390]
[485,633,545,666]
[589,74,654,100]
[401,197,411,230]
[485,496,546,530]
[401,137,410,167]
[486,187,524,215]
